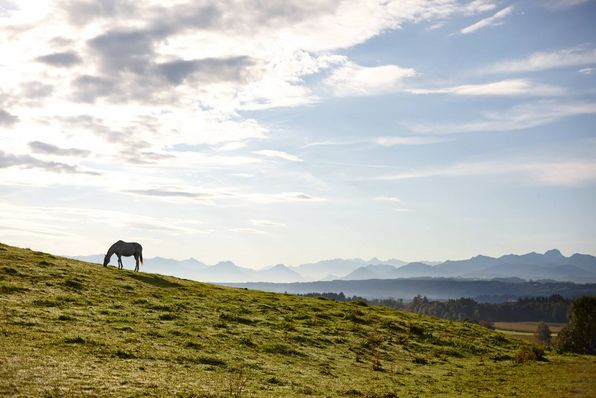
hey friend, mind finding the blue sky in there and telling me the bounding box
[0,0,595,267]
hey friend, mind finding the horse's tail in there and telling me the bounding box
[140,250,143,264]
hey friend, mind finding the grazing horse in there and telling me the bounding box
[103,240,143,272]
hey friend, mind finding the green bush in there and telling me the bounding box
[556,296,596,354]
[534,322,552,346]
[513,345,545,363]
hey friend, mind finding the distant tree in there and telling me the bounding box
[556,296,596,354]
[534,322,551,346]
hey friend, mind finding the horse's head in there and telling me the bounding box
[103,254,110,267]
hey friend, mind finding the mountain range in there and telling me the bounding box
[72,249,596,284]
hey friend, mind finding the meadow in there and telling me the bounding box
[1,242,594,397]
[492,322,564,344]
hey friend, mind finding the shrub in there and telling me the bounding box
[513,345,545,363]
[556,296,596,354]
[534,322,552,346]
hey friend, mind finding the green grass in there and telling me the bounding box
[0,242,594,397]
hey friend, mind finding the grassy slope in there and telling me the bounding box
[0,243,594,397]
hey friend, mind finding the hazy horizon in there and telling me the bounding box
[70,247,591,271]
[1,0,595,266]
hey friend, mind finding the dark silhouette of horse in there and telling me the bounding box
[103,240,143,272]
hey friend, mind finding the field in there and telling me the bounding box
[494,322,565,343]
[494,322,566,334]
[1,242,595,397]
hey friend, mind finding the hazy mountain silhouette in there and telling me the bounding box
[71,255,302,283]
[72,249,596,283]
[292,257,407,280]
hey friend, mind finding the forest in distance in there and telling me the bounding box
[298,293,573,323]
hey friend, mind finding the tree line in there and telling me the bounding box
[298,292,571,322]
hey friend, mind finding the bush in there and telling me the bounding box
[513,345,545,363]
[534,322,552,346]
[556,296,596,354]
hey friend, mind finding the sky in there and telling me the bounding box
[1,0,595,268]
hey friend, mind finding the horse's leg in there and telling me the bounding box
[134,254,139,272]
[117,255,123,269]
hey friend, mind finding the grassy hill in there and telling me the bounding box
[0,243,594,397]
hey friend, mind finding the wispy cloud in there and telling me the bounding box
[374,196,402,203]
[406,100,596,134]
[371,158,596,186]
[408,79,563,97]
[29,141,91,157]
[486,47,596,74]
[126,187,326,205]
[0,151,99,175]
[541,0,591,10]
[230,228,266,235]
[253,150,303,162]
[373,136,447,146]
[0,203,211,241]
[324,62,416,97]
[579,67,595,75]
[250,219,286,227]
[460,5,514,34]
[302,136,444,149]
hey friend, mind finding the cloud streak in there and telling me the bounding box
[29,141,91,157]
[460,5,514,34]
[0,151,99,175]
[408,79,563,97]
[35,51,82,67]
[406,100,596,134]
[486,47,596,74]
[253,150,302,162]
[371,158,596,186]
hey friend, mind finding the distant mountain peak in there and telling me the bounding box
[214,261,237,268]
[472,254,494,260]
[544,249,563,257]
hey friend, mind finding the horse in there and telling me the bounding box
[103,240,143,272]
